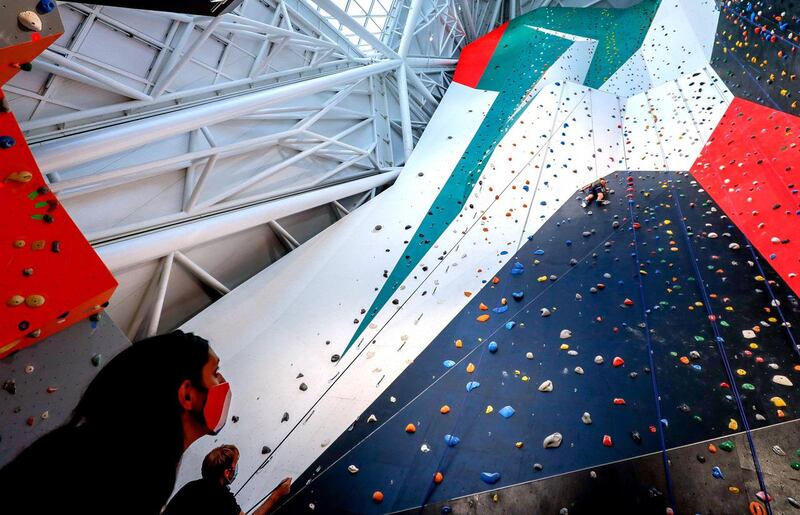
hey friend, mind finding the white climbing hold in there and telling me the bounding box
[708,232,718,239]
[560,329,572,339]
[771,236,781,244]
[581,412,592,424]
[567,350,578,356]
[420,444,431,453]
[574,366,584,375]
[541,308,551,317]
[526,352,534,360]
[18,11,42,32]
[742,329,756,339]
[594,355,604,365]
[772,445,786,456]
[538,380,553,392]
[367,414,378,423]
[729,243,740,250]
[543,432,563,448]
[773,375,793,387]
[389,396,396,403]
[348,465,359,474]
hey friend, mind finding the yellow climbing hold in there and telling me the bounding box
[537,276,548,283]
[485,405,494,414]
[515,441,524,448]
[771,397,787,407]
[466,362,476,373]
[521,376,529,382]
[728,419,738,431]
[755,275,765,282]
[560,344,569,350]
[736,369,746,376]
[476,314,490,323]
[749,343,759,349]
[729,486,740,494]
[664,219,671,225]
[455,339,463,348]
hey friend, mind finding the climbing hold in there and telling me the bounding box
[331,354,340,363]
[581,412,592,424]
[719,440,735,452]
[405,423,416,433]
[299,382,307,391]
[444,434,460,447]
[281,412,289,422]
[479,303,489,311]
[480,472,501,484]
[526,352,534,360]
[594,355,604,365]
[771,396,787,407]
[7,171,31,182]
[728,419,738,431]
[602,435,613,447]
[574,366,584,375]
[538,380,553,392]
[543,432,562,448]
[7,295,24,307]
[711,466,724,479]
[630,431,642,444]
[488,341,498,353]
[612,357,624,367]
[498,406,515,418]
[540,308,551,317]
[91,354,102,367]
[560,329,572,339]
[773,375,794,386]
[613,398,626,405]
[485,405,493,414]
[433,472,443,484]
[623,298,634,306]
[348,465,359,474]
[372,491,383,503]
[440,405,450,414]
[261,446,271,455]
[2,379,16,395]
[443,360,455,368]
[466,381,480,392]
[18,11,42,31]
[476,314,490,323]
[773,445,786,456]
[466,362,475,373]
[367,414,377,423]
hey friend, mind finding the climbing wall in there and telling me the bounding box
[174,0,800,512]
[0,1,117,358]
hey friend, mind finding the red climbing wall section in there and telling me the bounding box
[689,97,800,295]
[0,106,117,358]
[453,22,508,88]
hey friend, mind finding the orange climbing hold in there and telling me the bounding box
[433,472,444,484]
[372,491,384,503]
[440,405,450,414]
[476,314,490,323]
[464,291,473,297]
[455,339,463,348]
[708,443,717,453]
[492,276,500,284]
[479,303,489,311]
[405,423,416,433]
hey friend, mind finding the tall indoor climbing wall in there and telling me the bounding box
[171,0,800,513]
[0,3,117,357]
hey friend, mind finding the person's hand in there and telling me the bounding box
[273,477,292,499]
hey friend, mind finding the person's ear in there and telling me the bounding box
[178,379,195,411]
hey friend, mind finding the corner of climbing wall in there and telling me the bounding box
[0,0,64,89]
[1,1,117,358]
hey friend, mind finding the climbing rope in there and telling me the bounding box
[667,171,773,515]
[625,172,677,511]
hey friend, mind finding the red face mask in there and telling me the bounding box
[203,381,231,434]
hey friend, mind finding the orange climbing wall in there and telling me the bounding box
[453,22,508,88]
[0,104,117,358]
[689,97,800,295]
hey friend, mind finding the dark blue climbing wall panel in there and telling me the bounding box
[273,171,800,514]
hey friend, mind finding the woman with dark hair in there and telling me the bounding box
[0,330,231,515]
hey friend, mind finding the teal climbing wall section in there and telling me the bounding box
[344,1,661,355]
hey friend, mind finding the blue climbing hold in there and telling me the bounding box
[533,249,545,255]
[488,341,498,353]
[466,381,480,392]
[512,291,524,301]
[0,136,15,149]
[770,253,777,260]
[443,360,455,368]
[444,434,460,447]
[441,507,452,514]
[480,472,501,484]
[711,466,724,479]
[499,250,508,255]
[505,321,516,330]
[37,0,56,13]
[498,406,515,418]
[522,185,529,192]
[566,240,572,246]
[492,305,509,314]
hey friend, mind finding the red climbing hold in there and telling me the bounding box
[602,435,613,447]
[613,398,626,405]
[612,357,624,367]
[623,298,634,306]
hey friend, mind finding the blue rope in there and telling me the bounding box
[744,243,800,357]
[625,172,677,511]
[667,172,773,514]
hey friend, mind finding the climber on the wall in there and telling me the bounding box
[581,177,611,208]
[165,444,292,515]
[0,330,232,515]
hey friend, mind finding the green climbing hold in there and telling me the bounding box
[742,383,755,391]
[693,336,705,342]
[791,462,800,471]
[719,441,735,452]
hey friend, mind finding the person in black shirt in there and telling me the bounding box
[166,444,292,515]
[0,331,233,515]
